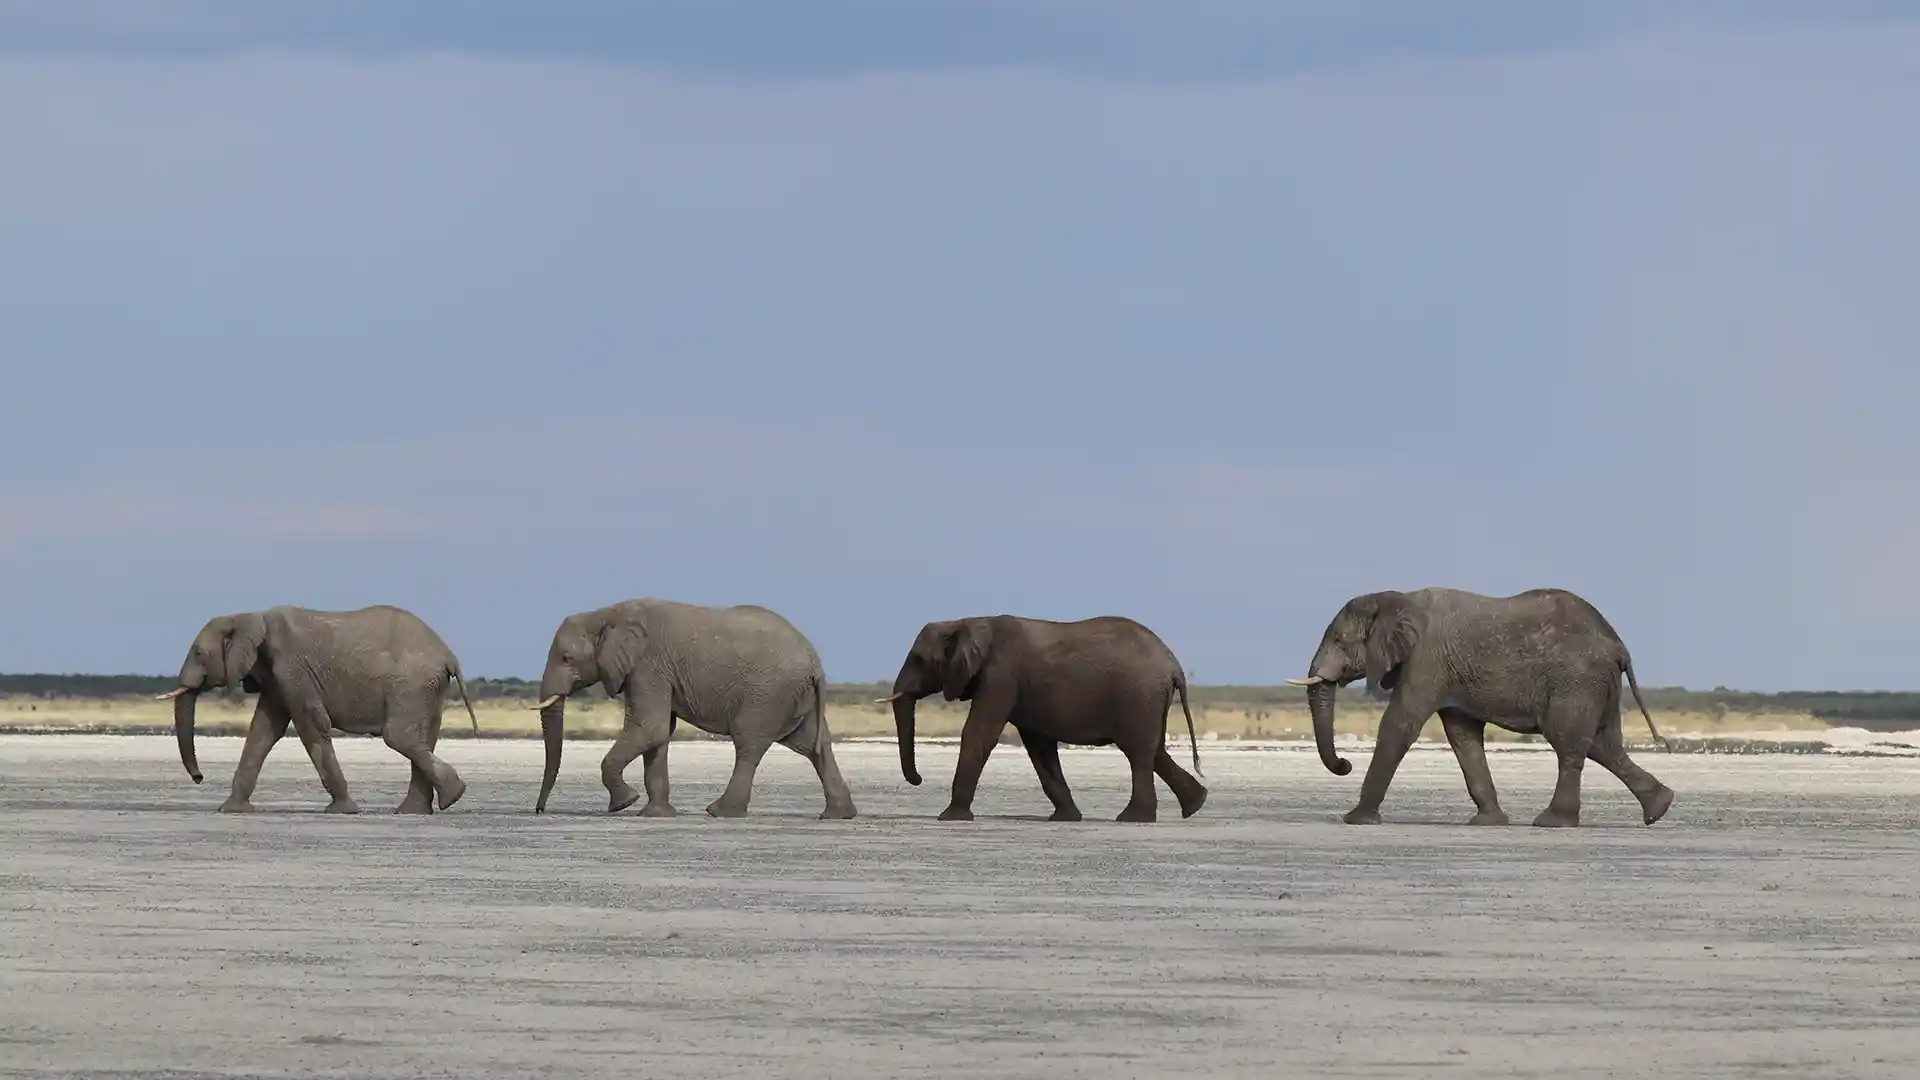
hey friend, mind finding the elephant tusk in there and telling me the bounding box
[874,692,906,704]
[1286,676,1325,687]
[530,694,563,711]
[155,687,191,701]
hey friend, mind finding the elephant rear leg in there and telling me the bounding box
[1534,698,1597,828]
[385,701,465,813]
[1587,708,1674,825]
[708,732,774,819]
[779,716,857,821]
[394,711,445,815]
[1114,721,1161,824]
[1019,730,1082,822]
[1151,747,1208,819]
[1438,708,1507,826]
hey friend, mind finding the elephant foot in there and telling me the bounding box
[1115,804,1157,823]
[637,801,680,818]
[607,785,642,814]
[1047,807,1083,822]
[705,800,749,819]
[937,805,975,822]
[1342,807,1382,825]
[1467,809,1510,826]
[819,803,857,821]
[1532,808,1580,828]
[1177,785,1209,820]
[217,799,256,814]
[324,798,362,815]
[435,776,466,811]
[393,800,434,815]
[1641,785,1675,825]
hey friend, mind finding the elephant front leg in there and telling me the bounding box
[221,699,290,813]
[603,699,673,814]
[1019,730,1081,822]
[1438,708,1507,826]
[637,739,679,817]
[941,699,1011,821]
[1344,697,1433,825]
[281,685,359,814]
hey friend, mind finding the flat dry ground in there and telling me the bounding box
[3,735,1920,1079]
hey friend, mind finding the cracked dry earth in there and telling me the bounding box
[3,735,1920,1078]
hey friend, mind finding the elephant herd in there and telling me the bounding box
[155,587,1677,828]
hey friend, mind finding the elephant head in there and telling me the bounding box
[157,612,268,785]
[877,618,992,786]
[530,606,646,812]
[1289,591,1425,777]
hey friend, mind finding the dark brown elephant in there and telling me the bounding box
[881,615,1205,823]
[1291,586,1674,828]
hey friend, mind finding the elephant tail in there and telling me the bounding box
[809,671,830,756]
[1174,674,1203,778]
[1621,657,1668,752]
[449,660,480,738]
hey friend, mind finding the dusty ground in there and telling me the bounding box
[2,735,1919,1079]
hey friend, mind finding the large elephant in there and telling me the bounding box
[1290,587,1674,828]
[531,598,855,820]
[881,615,1206,823]
[159,605,479,814]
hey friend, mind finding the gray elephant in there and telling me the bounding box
[1290,587,1674,828]
[881,615,1205,823]
[159,605,479,814]
[531,598,855,820]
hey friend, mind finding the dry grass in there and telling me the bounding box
[0,694,1835,745]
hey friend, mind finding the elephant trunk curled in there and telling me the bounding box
[1308,681,1352,776]
[892,695,922,786]
[174,691,204,784]
[536,697,565,812]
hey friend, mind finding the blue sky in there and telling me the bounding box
[2,2,1916,688]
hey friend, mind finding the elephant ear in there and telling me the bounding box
[222,613,268,689]
[596,619,647,698]
[1364,592,1422,692]
[942,622,989,701]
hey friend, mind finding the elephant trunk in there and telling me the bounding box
[536,696,565,812]
[173,690,204,784]
[892,695,922,786]
[1308,681,1352,776]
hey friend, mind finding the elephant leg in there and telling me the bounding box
[386,710,464,814]
[941,697,1011,821]
[220,697,290,813]
[637,733,679,817]
[708,733,775,818]
[1152,746,1208,819]
[779,716,857,821]
[1534,698,1596,828]
[1587,708,1674,825]
[602,700,673,814]
[284,690,358,814]
[1438,708,1507,825]
[1345,697,1433,825]
[1114,715,1164,823]
[1019,730,1081,822]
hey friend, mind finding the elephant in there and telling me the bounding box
[531,598,856,820]
[158,605,479,814]
[881,615,1206,823]
[1290,587,1674,828]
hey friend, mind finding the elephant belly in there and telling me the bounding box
[328,710,387,737]
[1011,711,1114,747]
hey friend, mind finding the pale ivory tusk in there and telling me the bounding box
[873,693,905,704]
[1285,677,1325,687]
[154,687,191,701]
[530,694,563,711]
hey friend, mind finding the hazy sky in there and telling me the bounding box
[3,2,1916,689]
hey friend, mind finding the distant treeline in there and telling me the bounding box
[6,674,1920,725]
